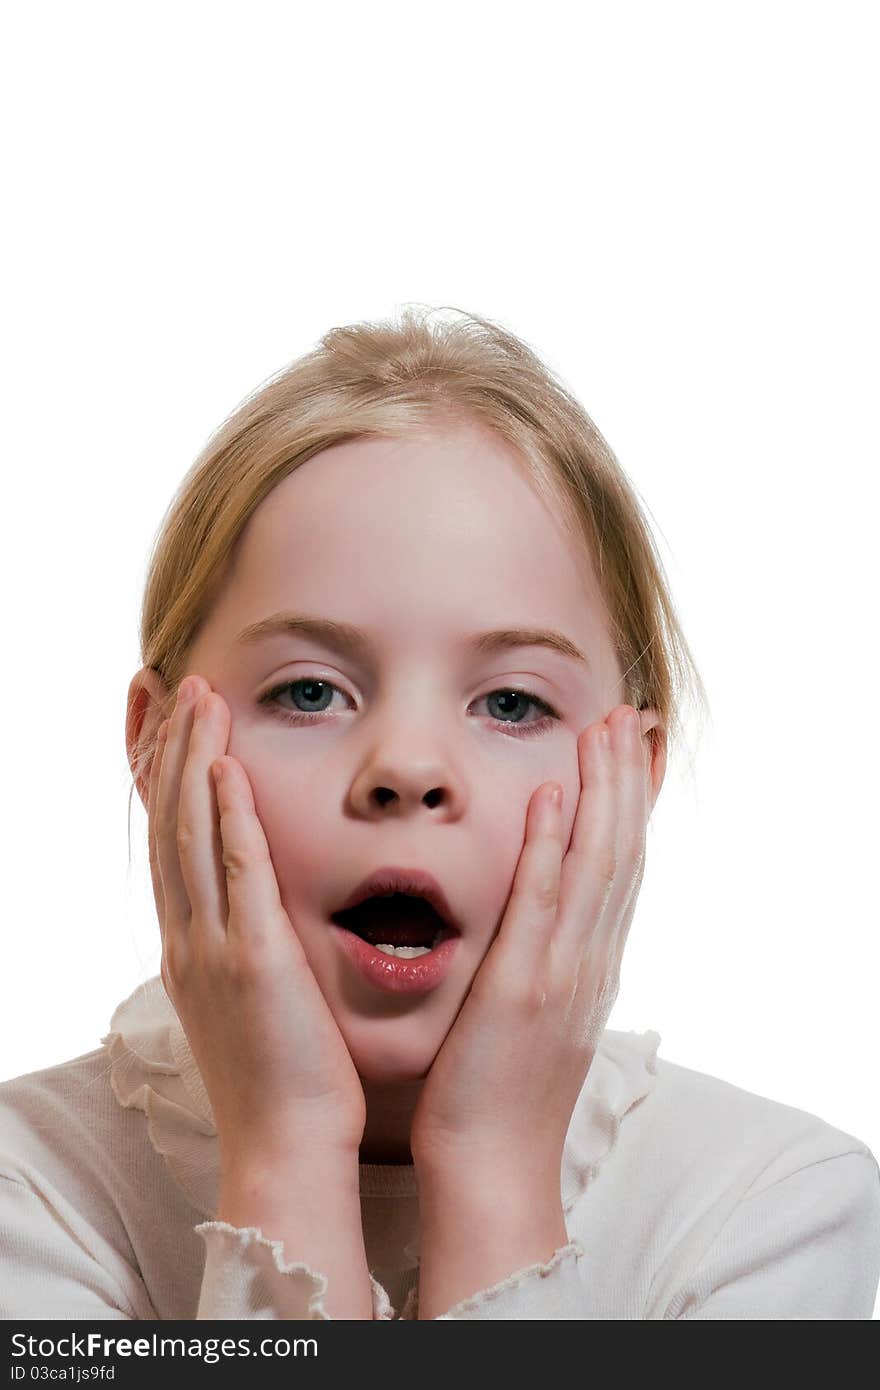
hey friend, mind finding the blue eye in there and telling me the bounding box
[264,678,340,715]
[481,688,557,737]
[257,678,561,739]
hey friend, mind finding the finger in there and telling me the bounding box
[493,781,564,983]
[147,718,169,931]
[555,718,618,956]
[155,681,200,927]
[211,755,300,959]
[588,705,649,966]
[176,691,231,944]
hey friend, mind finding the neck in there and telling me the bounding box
[358,1077,424,1165]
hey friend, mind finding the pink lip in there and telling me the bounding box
[330,864,463,997]
[331,924,460,996]
[333,865,462,936]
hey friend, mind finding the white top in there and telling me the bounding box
[1,976,878,1320]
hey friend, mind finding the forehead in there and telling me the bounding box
[211,423,609,654]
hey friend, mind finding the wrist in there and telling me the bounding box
[414,1143,564,1202]
[415,1168,570,1320]
[219,1137,362,1193]
[214,1137,372,1322]
[217,1145,364,1242]
[418,1170,560,1226]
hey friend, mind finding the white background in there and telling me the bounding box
[1,1,877,1316]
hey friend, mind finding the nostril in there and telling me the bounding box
[369,789,446,809]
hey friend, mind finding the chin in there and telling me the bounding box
[343,1024,438,1086]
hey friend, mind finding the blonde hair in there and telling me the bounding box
[131,304,710,808]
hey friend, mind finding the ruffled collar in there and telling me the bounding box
[102,975,660,1225]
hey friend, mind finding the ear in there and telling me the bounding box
[126,667,174,811]
[636,708,667,817]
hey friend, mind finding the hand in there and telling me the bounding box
[409,704,652,1186]
[149,674,367,1171]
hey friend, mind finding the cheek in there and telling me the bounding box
[489,752,576,833]
[480,773,545,882]
[508,740,580,845]
[244,760,331,895]
[488,757,581,866]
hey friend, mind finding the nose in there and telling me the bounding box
[348,748,464,820]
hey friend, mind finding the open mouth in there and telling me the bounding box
[331,892,457,958]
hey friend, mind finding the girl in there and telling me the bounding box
[1,308,877,1320]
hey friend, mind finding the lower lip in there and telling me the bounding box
[331,924,460,995]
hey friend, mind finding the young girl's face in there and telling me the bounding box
[167,420,654,1083]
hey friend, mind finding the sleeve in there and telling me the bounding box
[194,1221,395,1320]
[0,1176,394,1321]
[423,1240,586,1320]
[671,1149,880,1320]
[0,1174,148,1319]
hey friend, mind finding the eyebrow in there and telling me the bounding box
[234,612,590,669]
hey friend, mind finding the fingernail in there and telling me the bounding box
[549,783,563,810]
